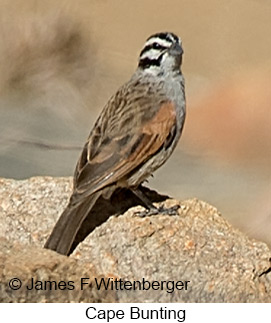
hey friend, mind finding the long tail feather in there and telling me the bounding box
[44,192,100,255]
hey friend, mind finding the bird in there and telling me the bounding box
[44,31,186,255]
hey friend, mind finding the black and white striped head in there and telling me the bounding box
[138,32,183,74]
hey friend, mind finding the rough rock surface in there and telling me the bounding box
[1,176,271,302]
[0,238,115,302]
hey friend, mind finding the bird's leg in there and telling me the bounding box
[131,187,158,216]
[131,187,180,217]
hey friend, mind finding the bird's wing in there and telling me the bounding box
[73,101,176,202]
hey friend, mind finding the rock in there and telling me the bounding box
[0,238,115,302]
[1,176,271,302]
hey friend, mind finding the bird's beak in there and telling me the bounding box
[170,42,183,55]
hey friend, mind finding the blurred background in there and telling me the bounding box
[0,0,270,245]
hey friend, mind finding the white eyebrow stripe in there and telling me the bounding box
[140,48,164,60]
[144,37,172,48]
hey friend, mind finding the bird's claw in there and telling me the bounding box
[135,204,180,217]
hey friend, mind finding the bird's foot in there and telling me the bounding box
[135,204,180,217]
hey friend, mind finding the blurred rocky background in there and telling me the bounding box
[0,0,270,245]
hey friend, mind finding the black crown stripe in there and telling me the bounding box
[146,32,179,44]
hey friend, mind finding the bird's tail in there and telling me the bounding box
[44,192,100,255]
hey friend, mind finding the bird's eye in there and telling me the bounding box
[152,42,164,50]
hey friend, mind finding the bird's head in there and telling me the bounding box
[138,32,183,75]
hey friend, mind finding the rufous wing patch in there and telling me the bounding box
[75,101,177,196]
[142,101,176,134]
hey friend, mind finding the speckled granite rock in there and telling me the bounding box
[1,177,271,302]
[0,238,115,302]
